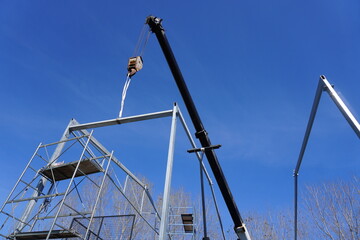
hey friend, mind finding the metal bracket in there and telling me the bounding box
[187,144,221,153]
[195,129,208,139]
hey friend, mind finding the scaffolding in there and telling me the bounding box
[0,104,211,240]
[0,118,160,239]
[168,207,196,240]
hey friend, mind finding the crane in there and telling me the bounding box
[144,16,251,240]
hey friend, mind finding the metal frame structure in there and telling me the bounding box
[293,75,360,240]
[0,119,156,239]
[0,104,216,240]
[167,206,196,240]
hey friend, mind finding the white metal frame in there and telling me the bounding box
[293,75,360,240]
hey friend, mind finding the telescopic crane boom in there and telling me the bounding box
[145,16,251,240]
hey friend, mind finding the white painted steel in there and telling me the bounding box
[322,76,360,138]
[293,75,360,240]
[69,110,173,131]
[159,104,178,240]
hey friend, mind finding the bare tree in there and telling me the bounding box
[242,209,296,240]
[303,176,360,240]
[242,177,359,240]
[112,175,158,240]
[156,187,225,240]
[75,173,242,240]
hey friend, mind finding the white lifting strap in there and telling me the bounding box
[118,73,132,118]
[117,24,149,118]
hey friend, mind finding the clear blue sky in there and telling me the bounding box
[0,0,359,232]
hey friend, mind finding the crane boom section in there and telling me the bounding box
[146,16,251,240]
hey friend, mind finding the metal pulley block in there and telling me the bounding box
[127,56,143,77]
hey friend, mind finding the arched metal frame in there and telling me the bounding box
[293,75,360,240]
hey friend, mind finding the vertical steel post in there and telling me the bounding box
[199,152,209,240]
[293,79,324,240]
[159,104,178,240]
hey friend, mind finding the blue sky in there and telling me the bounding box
[0,0,359,232]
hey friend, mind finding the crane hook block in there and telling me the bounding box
[127,56,143,77]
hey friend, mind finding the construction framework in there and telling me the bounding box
[0,104,217,240]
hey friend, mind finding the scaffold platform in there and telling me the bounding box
[40,159,103,181]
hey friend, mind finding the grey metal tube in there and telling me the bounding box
[293,79,323,240]
[200,153,208,239]
[159,104,178,240]
[69,110,173,131]
[294,79,324,175]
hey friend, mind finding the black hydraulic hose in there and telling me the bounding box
[146,16,244,230]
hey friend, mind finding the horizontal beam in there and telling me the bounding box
[69,110,173,131]
[6,192,65,204]
[36,212,92,220]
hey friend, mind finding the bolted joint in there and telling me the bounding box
[195,129,208,139]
